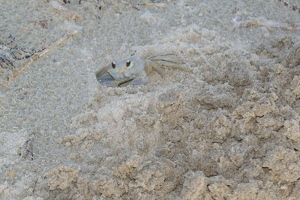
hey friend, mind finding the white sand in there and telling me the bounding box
[1,0,300,199]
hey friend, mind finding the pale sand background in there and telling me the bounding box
[1,0,300,199]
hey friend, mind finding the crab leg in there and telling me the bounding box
[147,59,165,77]
[148,55,188,72]
[147,52,176,59]
[148,53,184,64]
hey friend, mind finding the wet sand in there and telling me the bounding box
[1,0,300,199]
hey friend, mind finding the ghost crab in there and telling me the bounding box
[96,53,186,87]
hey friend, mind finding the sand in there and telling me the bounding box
[1,0,300,199]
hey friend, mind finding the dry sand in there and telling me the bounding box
[1,0,300,199]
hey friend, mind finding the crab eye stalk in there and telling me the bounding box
[111,62,116,69]
[126,60,131,67]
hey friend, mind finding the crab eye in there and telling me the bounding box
[126,60,131,67]
[111,62,116,69]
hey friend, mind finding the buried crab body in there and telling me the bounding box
[96,53,185,87]
[108,55,148,85]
